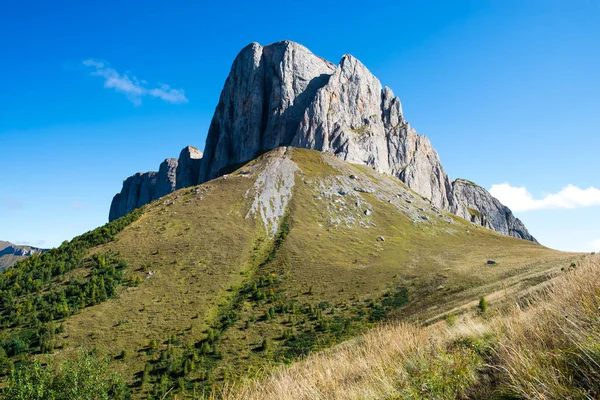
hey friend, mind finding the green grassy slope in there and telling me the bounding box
[1,148,581,398]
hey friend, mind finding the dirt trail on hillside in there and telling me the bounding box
[421,256,581,325]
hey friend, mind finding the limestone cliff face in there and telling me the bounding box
[106,40,537,243]
[198,41,457,212]
[292,53,454,211]
[156,158,178,198]
[199,41,336,182]
[109,159,177,221]
[176,146,203,189]
[110,173,152,222]
[451,179,537,242]
[109,148,205,221]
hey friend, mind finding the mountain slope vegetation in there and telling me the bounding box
[223,254,600,400]
[0,148,580,398]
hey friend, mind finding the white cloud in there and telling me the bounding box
[489,183,600,212]
[592,240,600,252]
[82,59,188,105]
[148,84,187,104]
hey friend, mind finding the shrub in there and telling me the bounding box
[260,338,270,352]
[199,342,211,355]
[401,348,482,399]
[4,337,27,357]
[445,313,457,327]
[4,350,130,399]
[477,296,488,314]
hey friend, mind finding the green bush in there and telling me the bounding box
[260,338,270,352]
[401,347,482,399]
[478,296,488,314]
[445,313,457,327]
[3,350,130,399]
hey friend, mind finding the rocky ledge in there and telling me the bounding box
[109,146,202,221]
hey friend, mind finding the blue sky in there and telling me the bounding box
[1,0,599,251]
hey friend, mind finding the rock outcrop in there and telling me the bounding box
[291,53,454,211]
[109,158,177,221]
[199,41,336,182]
[176,146,203,189]
[198,42,457,213]
[107,40,537,242]
[156,158,178,198]
[451,179,537,242]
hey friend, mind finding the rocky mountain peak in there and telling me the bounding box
[107,40,536,243]
[199,40,336,182]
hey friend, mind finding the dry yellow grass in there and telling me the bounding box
[493,254,600,399]
[217,320,487,400]
[215,254,600,400]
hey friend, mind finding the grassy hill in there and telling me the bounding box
[0,148,582,398]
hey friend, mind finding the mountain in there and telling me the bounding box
[0,240,46,270]
[108,41,536,243]
[2,42,573,397]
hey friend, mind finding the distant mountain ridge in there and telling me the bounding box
[0,241,46,270]
[108,40,536,243]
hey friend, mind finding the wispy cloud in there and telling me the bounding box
[593,239,600,252]
[82,60,188,105]
[489,183,600,212]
